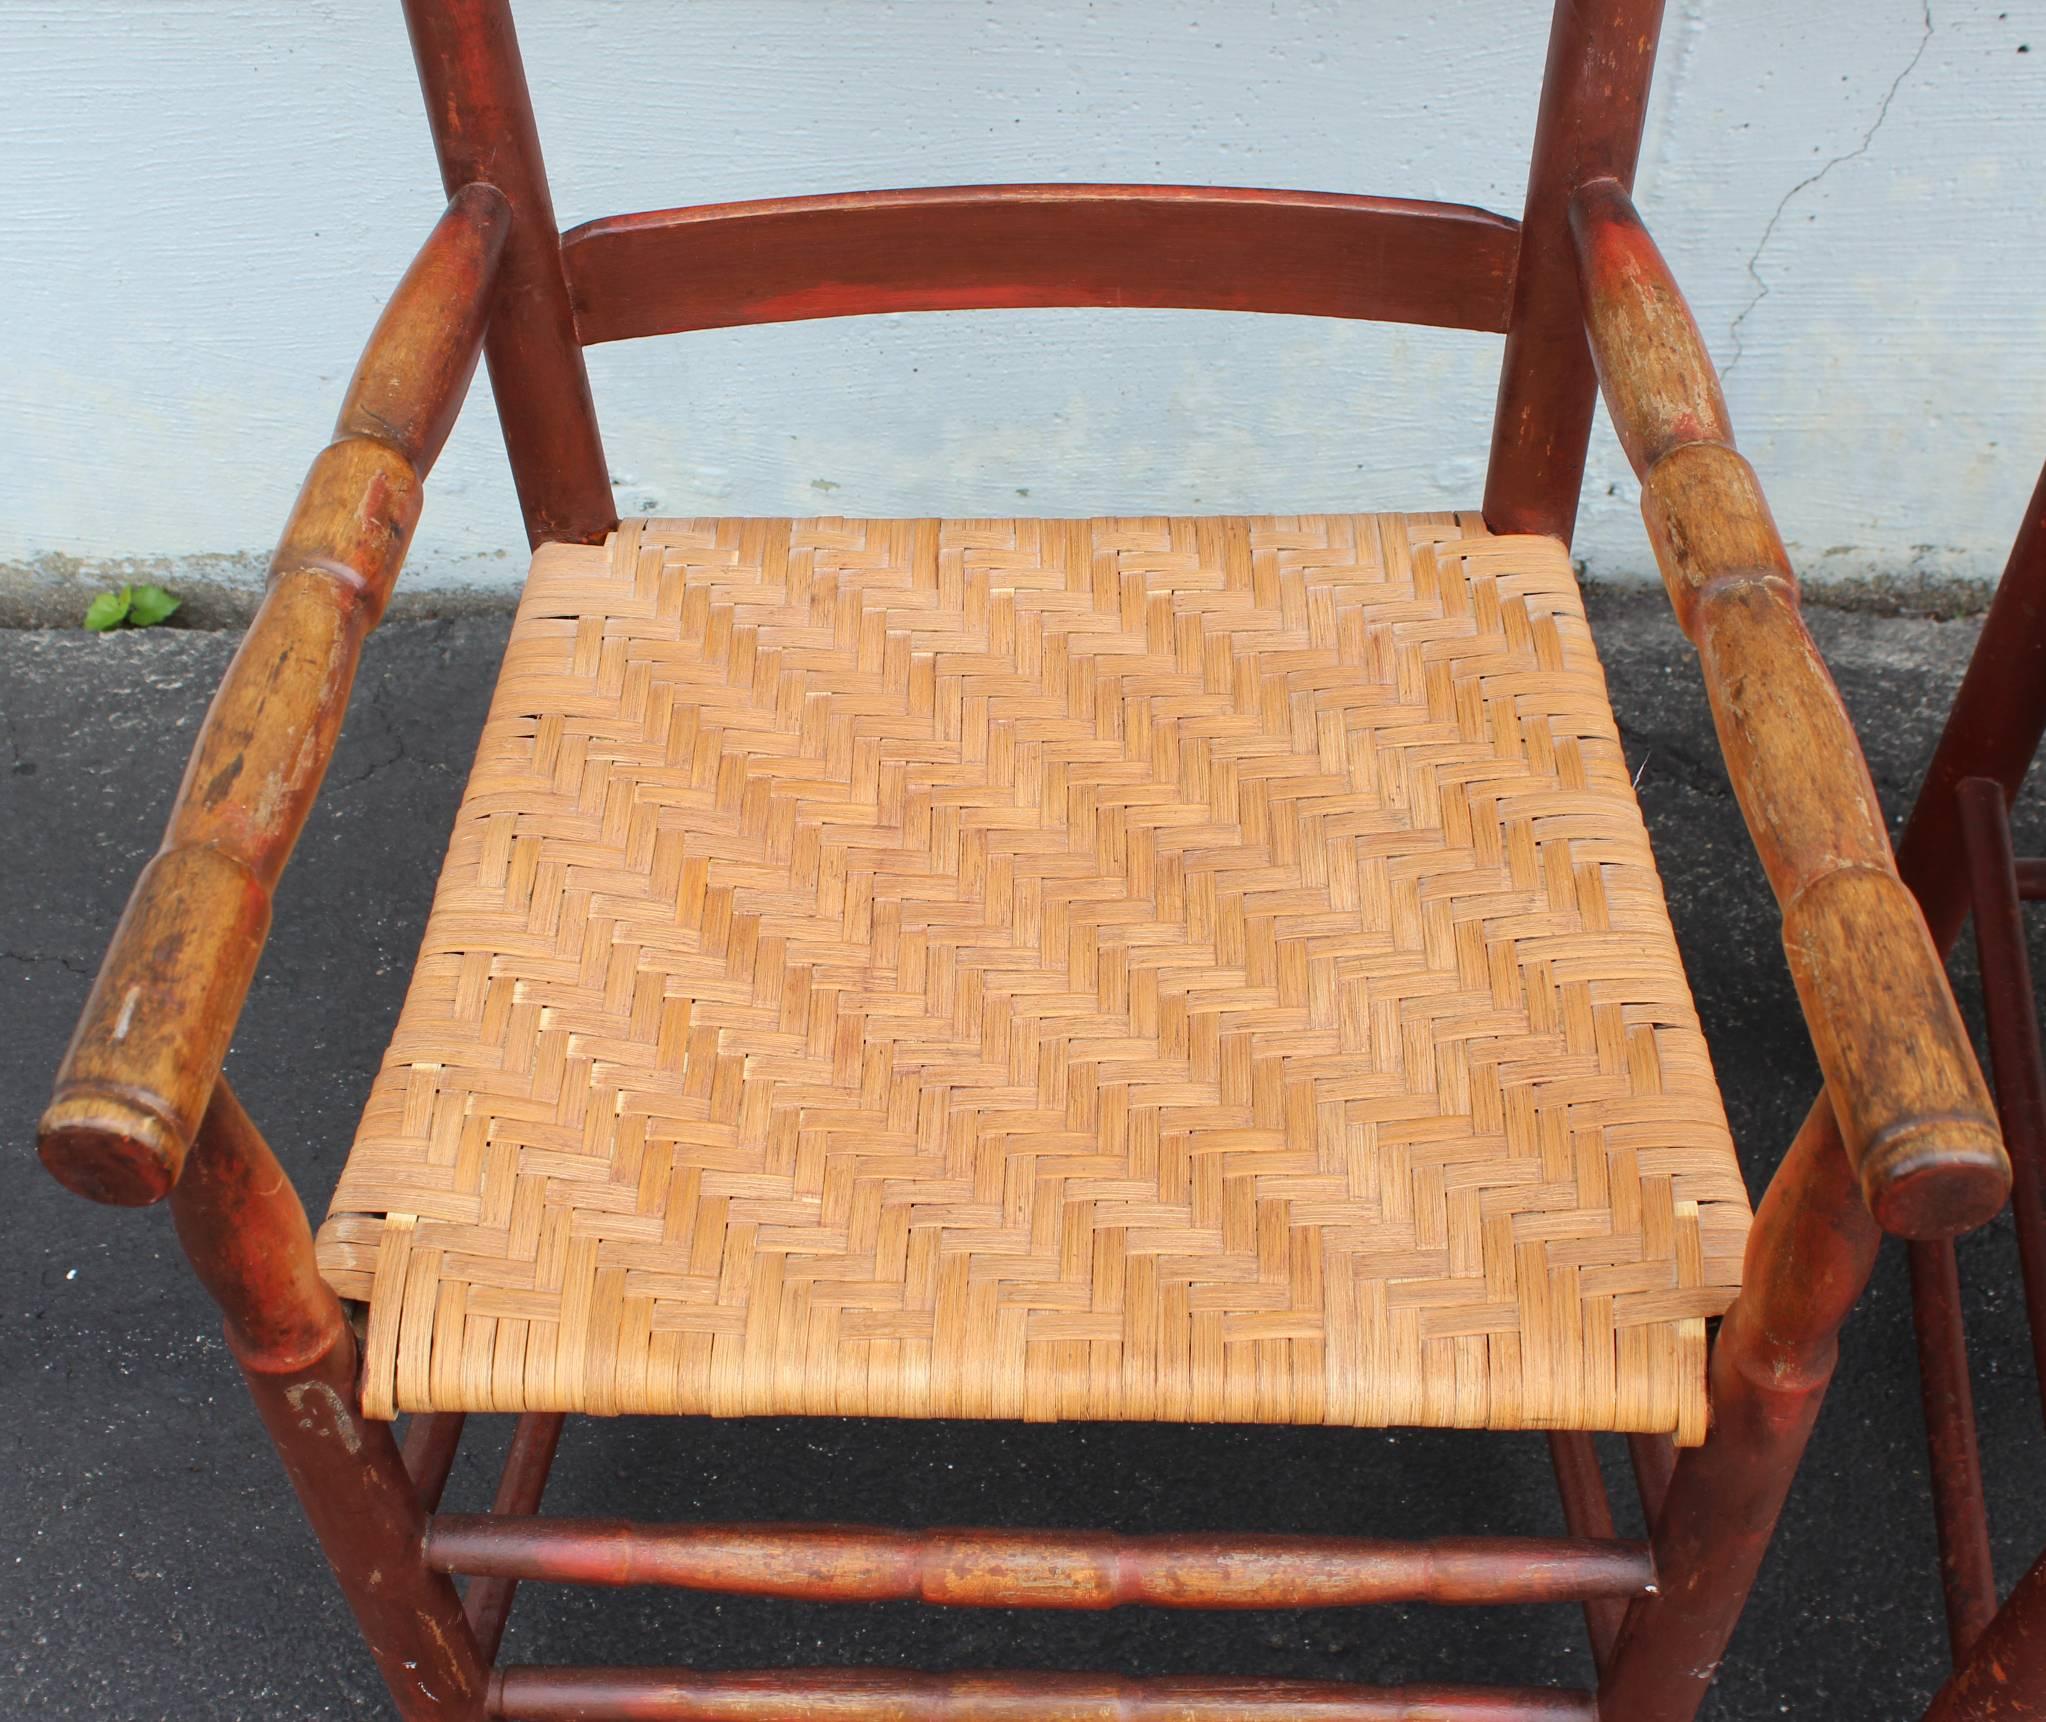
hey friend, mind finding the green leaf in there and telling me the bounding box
[125,584,182,628]
[84,588,131,632]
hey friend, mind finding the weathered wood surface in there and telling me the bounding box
[486,1667,1597,1722]
[1569,175,2006,1240]
[426,1518,1653,1611]
[39,185,509,1206]
[177,1080,488,1719]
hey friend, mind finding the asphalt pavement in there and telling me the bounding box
[3,595,2042,1719]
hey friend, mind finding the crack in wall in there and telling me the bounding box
[1724,0,1934,379]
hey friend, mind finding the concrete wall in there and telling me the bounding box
[5,1,2044,616]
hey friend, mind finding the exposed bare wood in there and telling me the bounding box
[38,186,508,1206]
[487,1667,1597,1722]
[176,1080,487,1719]
[425,1518,1654,1610]
[35,14,1989,1722]
[1567,175,2006,1239]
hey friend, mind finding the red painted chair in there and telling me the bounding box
[36,5,2015,1719]
[1883,459,2046,1722]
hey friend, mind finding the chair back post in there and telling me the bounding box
[1484,0,1667,543]
[402,0,616,547]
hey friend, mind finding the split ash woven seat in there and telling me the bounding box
[39,6,2019,1720]
[317,514,1747,1438]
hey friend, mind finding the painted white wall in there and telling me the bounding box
[5,0,2044,602]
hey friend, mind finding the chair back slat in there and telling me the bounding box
[403,0,1668,547]
[561,186,1521,346]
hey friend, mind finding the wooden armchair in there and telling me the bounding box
[36,4,2012,1719]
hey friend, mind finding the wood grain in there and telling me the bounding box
[426,1518,1653,1610]
[1568,175,2006,1238]
[39,185,509,1206]
[486,1667,1596,1722]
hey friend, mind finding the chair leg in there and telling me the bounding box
[1908,1235,2000,1660]
[241,1335,490,1719]
[172,1079,488,1720]
[1924,1548,2046,1722]
[1593,1096,1883,1722]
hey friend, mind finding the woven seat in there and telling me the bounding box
[315,511,1749,1441]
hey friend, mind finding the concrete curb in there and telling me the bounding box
[0,558,2002,630]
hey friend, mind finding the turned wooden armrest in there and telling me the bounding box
[38,184,511,1206]
[1568,177,2007,1238]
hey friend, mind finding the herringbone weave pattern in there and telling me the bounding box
[316,514,1749,1440]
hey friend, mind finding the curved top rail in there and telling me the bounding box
[559,183,1520,345]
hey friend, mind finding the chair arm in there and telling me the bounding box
[38,183,511,1207]
[1568,176,2008,1238]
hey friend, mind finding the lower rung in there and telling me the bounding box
[488,1667,1596,1721]
[427,1517,1652,1610]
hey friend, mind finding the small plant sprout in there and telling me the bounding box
[84,584,182,632]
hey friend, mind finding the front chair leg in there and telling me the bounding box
[171,1079,488,1721]
[1596,1098,1884,1722]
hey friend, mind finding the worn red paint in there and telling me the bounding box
[403,1413,470,1515]
[1892,463,2046,947]
[1957,778,2046,1426]
[464,1412,568,1665]
[1545,1434,1628,1672]
[1568,170,2007,1243]
[1483,0,1667,542]
[1596,1099,1883,1721]
[400,0,614,547]
[1925,1548,2046,1721]
[38,10,2010,1722]
[1910,1233,2000,1660]
[1886,461,2046,1710]
[180,1082,489,1720]
[426,1518,1654,1611]
[1626,1434,1676,1526]
[37,185,508,1209]
[486,1667,1598,1722]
